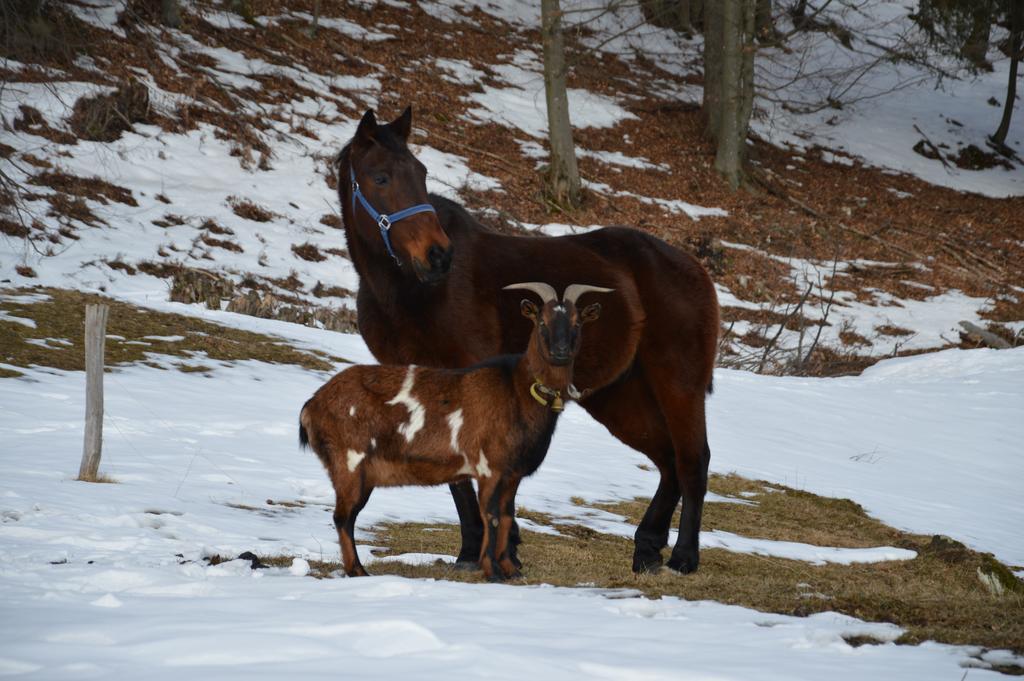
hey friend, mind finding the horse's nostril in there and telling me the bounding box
[429,244,452,273]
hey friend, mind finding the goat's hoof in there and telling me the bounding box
[664,553,699,575]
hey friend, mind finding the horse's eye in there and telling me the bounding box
[373,174,389,186]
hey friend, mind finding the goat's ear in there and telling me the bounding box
[581,302,602,324]
[355,109,378,144]
[521,299,539,321]
[391,106,413,142]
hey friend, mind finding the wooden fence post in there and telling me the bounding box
[79,304,109,481]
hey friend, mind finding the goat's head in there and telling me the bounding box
[504,282,612,367]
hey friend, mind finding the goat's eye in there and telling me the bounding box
[373,173,389,186]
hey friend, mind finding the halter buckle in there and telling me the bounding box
[377,215,391,231]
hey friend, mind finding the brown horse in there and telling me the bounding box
[335,107,718,574]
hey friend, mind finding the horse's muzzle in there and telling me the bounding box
[414,244,453,284]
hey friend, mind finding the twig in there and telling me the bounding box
[425,128,519,172]
[758,282,814,374]
[912,124,953,172]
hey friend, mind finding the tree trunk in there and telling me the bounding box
[690,0,704,31]
[160,0,181,28]
[960,4,992,71]
[679,0,692,35]
[308,0,321,37]
[714,0,742,188]
[79,304,109,482]
[703,0,724,140]
[541,0,582,209]
[992,1,1022,146]
[754,0,773,39]
[713,0,756,191]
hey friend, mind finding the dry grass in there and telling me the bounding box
[229,196,276,222]
[29,170,137,206]
[76,471,118,484]
[254,474,1023,658]
[0,287,344,373]
[292,242,326,262]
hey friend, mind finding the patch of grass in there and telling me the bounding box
[229,196,276,222]
[201,234,244,253]
[69,80,150,142]
[151,214,186,228]
[30,170,137,206]
[0,219,31,238]
[292,242,326,262]
[311,281,353,299]
[320,213,343,229]
[12,105,77,144]
[278,473,1023,656]
[875,324,914,337]
[0,287,344,373]
[77,471,117,484]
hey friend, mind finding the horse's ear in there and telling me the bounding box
[355,109,378,144]
[391,106,413,141]
[521,299,539,321]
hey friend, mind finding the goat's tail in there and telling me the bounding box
[299,402,333,471]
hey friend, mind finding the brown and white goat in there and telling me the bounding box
[299,282,611,579]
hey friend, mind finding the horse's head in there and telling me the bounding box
[345,107,453,284]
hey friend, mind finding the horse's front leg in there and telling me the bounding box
[449,480,484,568]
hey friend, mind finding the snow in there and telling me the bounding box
[1,313,1022,678]
[465,49,639,138]
[2,3,1022,673]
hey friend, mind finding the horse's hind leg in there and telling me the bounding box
[646,378,710,575]
[581,367,680,574]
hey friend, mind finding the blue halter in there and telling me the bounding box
[349,166,437,264]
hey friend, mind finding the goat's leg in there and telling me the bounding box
[494,475,523,579]
[581,368,678,573]
[475,475,503,580]
[450,480,484,569]
[334,479,373,577]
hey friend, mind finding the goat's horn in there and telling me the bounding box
[503,282,558,304]
[562,284,614,305]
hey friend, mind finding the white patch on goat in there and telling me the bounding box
[476,450,491,478]
[448,409,474,476]
[346,449,366,472]
[349,405,356,417]
[386,366,425,443]
[446,409,463,453]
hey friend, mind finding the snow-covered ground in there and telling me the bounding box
[2,3,1023,675]
[1,302,1022,678]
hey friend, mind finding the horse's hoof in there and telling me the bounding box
[452,559,480,571]
[632,553,663,575]
[665,553,699,575]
